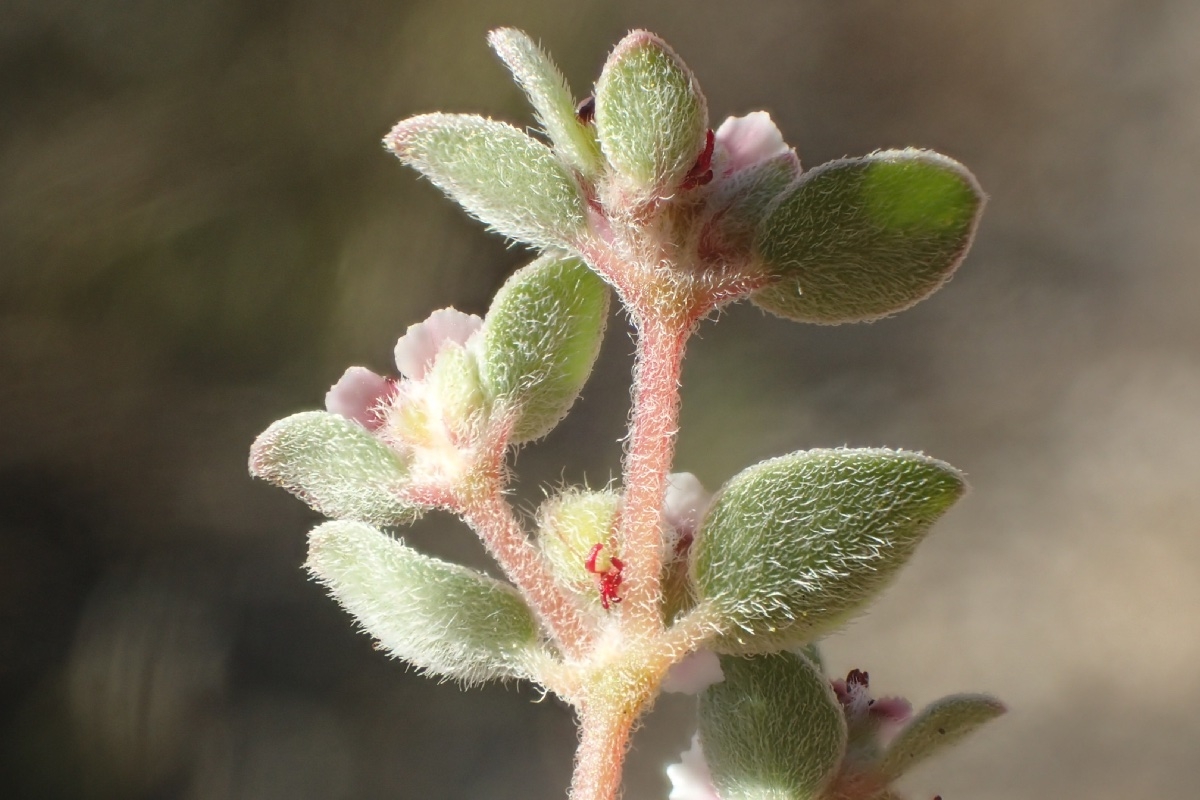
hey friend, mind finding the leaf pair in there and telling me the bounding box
[697,651,1005,799]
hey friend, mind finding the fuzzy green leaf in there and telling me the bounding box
[385,113,585,248]
[754,150,983,324]
[488,28,601,176]
[699,652,846,800]
[594,31,708,199]
[691,449,966,654]
[306,520,544,685]
[878,693,1006,781]
[249,411,419,526]
[479,253,610,442]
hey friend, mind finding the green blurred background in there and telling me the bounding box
[2,1,1198,798]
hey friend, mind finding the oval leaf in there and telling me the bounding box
[594,31,708,200]
[488,28,601,176]
[699,651,846,800]
[385,113,585,249]
[249,411,419,526]
[479,253,610,443]
[306,520,545,685]
[754,150,984,324]
[691,448,966,654]
[878,693,1006,782]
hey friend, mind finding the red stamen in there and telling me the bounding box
[679,130,715,190]
[585,543,605,573]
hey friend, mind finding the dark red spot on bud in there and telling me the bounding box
[846,669,870,689]
[576,96,596,124]
[679,130,715,191]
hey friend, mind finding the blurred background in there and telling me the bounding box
[2,1,1198,798]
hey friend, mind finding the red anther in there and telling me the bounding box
[585,546,624,610]
[585,542,605,573]
[679,130,715,190]
[846,669,870,689]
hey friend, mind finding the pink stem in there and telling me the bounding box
[569,705,637,800]
[459,489,591,659]
[616,309,692,636]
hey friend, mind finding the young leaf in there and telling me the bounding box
[478,253,610,443]
[698,651,846,800]
[753,150,984,324]
[877,693,1006,782]
[385,113,586,249]
[306,520,545,685]
[690,448,966,654]
[594,31,708,200]
[487,28,601,176]
[249,411,419,526]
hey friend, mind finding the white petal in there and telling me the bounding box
[666,734,721,800]
[662,649,724,695]
[325,367,393,431]
[664,472,711,540]
[714,111,789,174]
[394,308,483,380]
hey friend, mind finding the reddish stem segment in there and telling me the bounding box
[616,310,692,636]
[459,490,591,658]
[569,705,638,800]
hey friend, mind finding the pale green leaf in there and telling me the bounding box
[479,253,610,442]
[691,448,966,654]
[306,520,544,685]
[754,150,983,323]
[249,411,418,526]
[594,31,708,199]
[878,693,1006,781]
[487,28,601,176]
[385,113,585,248]
[699,652,846,800]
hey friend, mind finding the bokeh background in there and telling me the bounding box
[3,1,1198,798]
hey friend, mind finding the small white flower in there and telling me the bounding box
[714,111,790,175]
[325,366,394,431]
[393,307,483,380]
[666,734,720,800]
[663,472,711,543]
[662,649,724,695]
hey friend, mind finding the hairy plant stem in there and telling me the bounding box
[458,488,590,659]
[617,307,692,637]
[569,702,640,800]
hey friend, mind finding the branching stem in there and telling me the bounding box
[459,488,591,659]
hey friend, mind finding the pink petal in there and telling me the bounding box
[664,472,711,541]
[666,734,721,800]
[393,308,483,380]
[325,367,394,431]
[870,696,914,725]
[714,111,789,174]
[662,650,724,695]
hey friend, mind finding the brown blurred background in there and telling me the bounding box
[2,1,1198,798]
